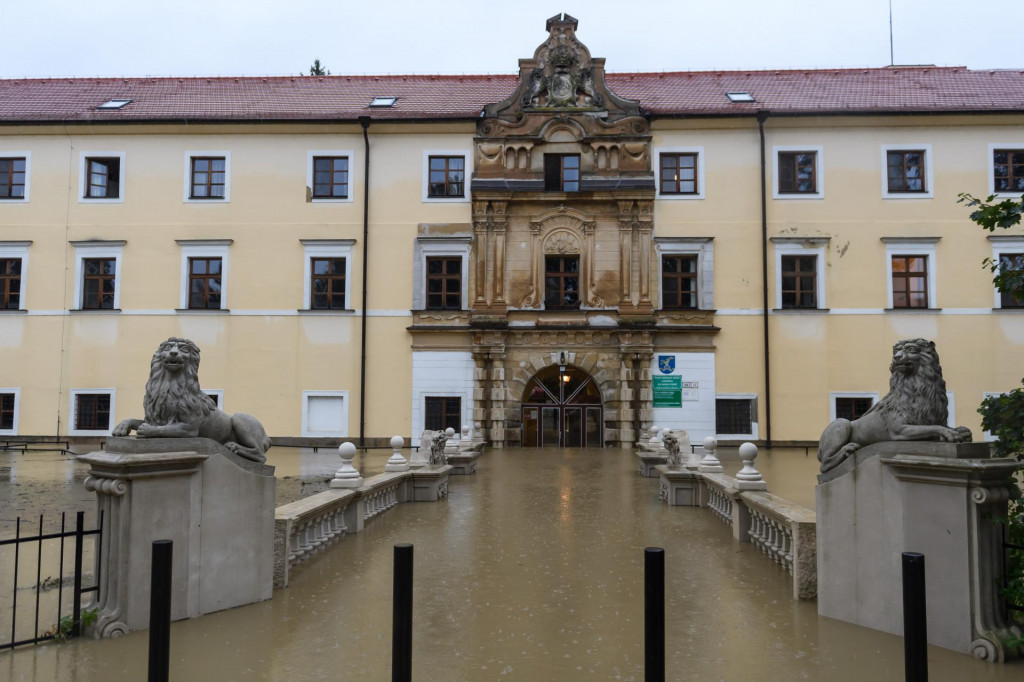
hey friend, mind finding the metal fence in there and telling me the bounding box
[0,510,103,649]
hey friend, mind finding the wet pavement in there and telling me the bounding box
[2,446,1022,680]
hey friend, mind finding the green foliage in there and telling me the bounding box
[960,192,1024,625]
[308,59,330,76]
[45,606,98,642]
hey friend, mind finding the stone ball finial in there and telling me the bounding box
[385,435,409,472]
[461,425,470,438]
[331,442,363,488]
[699,435,723,473]
[736,441,766,491]
[445,427,455,438]
[650,425,659,437]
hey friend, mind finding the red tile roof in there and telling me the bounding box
[0,67,1021,123]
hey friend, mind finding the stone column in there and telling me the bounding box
[488,352,507,446]
[583,220,603,307]
[473,220,487,306]
[618,224,632,304]
[492,220,507,308]
[472,351,490,444]
[638,221,652,309]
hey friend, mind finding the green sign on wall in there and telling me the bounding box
[652,375,682,407]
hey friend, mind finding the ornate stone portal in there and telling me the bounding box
[409,14,717,448]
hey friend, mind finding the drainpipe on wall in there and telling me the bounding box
[358,116,371,448]
[756,110,773,448]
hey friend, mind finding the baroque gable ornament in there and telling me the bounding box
[482,14,642,124]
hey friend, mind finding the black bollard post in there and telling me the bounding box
[392,543,414,682]
[644,547,665,682]
[148,540,173,682]
[902,552,928,682]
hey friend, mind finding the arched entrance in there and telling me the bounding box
[521,364,603,447]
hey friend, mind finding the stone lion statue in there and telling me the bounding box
[112,337,272,463]
[817,338,971,473]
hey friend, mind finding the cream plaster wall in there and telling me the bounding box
[2,117,1023,441]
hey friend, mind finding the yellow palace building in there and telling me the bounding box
[1,14,1022,449]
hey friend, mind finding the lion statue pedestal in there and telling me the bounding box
[815,339,1022,662]
[78,437,275,637]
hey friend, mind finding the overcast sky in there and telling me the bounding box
[3,0,1021,79]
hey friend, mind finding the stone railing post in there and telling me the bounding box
[735,442,767,491]
[332,442,363,488]
[699,435,723,473]
[385,435,409,473]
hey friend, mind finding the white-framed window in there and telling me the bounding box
[307,150,354,203]
[177,240,231,311]
[69,388,116,436]
[79,151,125,203]
[772,145,824,199]
[829,392,879,422]
[715,393,758,440]
[654,237,714,310]
[988,235,1024,309]
[0,388,20,435]
[0,241,30,311]
[881,144,933,199]
[0,152,31,202]
[202,389,224,409]
[655,147,705,200]
[71,240,124,311]
[413,236,471,311]
[183,151,230,202]
[301,390,349,437]
[301,239,355,312]
[883,238,938,310]
[422,150,470,203]
[946,391,956,428]
[771,238,828,310]
[988,144,1024,198]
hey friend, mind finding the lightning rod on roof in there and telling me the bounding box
[889,0,895,66]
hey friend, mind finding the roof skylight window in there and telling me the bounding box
[369,96,397,108]
[726,92,755,103]
[97,99,132,110]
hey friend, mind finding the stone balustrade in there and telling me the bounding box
[274,444,453,588]
[654,439,817,601]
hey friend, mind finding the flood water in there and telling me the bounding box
[2,445,1022,680]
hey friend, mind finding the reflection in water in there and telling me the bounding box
[2,446,1021,680]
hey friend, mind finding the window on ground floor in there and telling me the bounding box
[425,396,461,432]
[0,390,18,433]
[715,396,757,437]
[71,390,114,434]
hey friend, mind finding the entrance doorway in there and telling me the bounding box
[521,364,602,447]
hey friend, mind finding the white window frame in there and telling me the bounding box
[829,392,879,422]
[654,237,714,310]
[987,143,1024,198]
[177,240,231,311]
[79,151,126,204]
[202,389,224,409]
[772,238,828,310]
[183,151,231,203]
[0,241,30,310]
[422,150,471,203]
[71,240,124,311]
[301,239,355,311]
[881,144,933,199]
[772,145,824,199]
[654,147,705,200]
[301,390,349,437]
[0,151,31,202]
[69,388,116,436]
[988,235,1024,309]
[715,393,758,440]
[883,238,938,310]
[946,391,956,428]
[307,150,355,203]
[0,387,21,435]
[413,236,471,311]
